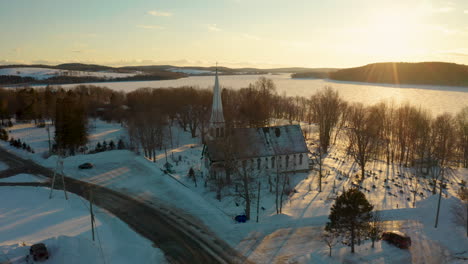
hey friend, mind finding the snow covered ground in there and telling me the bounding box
[0,186,166,264]
[167,68,213,75]
[1,120,467,263]
[0,173,45,183]
[0,161,8,171]
[0,67,139,80]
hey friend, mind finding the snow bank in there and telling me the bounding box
[0,186,166,264]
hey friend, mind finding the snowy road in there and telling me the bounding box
[0,147,248,264]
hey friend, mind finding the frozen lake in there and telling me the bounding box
[37,74,467,116]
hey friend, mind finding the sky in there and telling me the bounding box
[0,0,467,68]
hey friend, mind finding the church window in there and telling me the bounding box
[216,127,220,137]
[257,158,261,170]
[265,157,268,169]
[279,156,282,168]
[299,154,303,165]
[271,157,275,168]
[286,155,289,168]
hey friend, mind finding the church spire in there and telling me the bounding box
[209,63,225,138]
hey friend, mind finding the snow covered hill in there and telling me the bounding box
[0,67,139,80]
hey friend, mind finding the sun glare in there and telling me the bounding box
[358,10,419,58]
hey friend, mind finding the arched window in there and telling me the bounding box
[257,158,261,170]
[285,155,289,168]
[293,155,297,166]
[279,156,282,168]
[216,127,220,137]
[271,157,275,168]
[265,157,269,169]
[299,154,303,165]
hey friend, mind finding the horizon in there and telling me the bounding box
[1,0,468,68]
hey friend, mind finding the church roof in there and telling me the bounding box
[205,124,309,161]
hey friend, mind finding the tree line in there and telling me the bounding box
[0,80,466,171]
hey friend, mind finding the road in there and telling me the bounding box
[0,147,249,264]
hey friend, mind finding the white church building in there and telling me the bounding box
[202,70,310,178]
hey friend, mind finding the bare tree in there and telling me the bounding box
[455,107,468,168]
[345,104,380,182]
[310,87,343,153]
[368,211,383,248]
[321,229,339,257]
[451,185,467,237]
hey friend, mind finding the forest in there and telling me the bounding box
[328,62,468,87]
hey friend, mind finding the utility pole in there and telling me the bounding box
[46,125,51,154]
[49,152,68,200]
[89,187,96,241]
[256,182,261,223]
[434,167,445,228]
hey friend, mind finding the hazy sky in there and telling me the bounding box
[1,0,467,68]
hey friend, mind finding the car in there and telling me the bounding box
[29,243,49,261]
[381,231,412,249]
[78,162,94,169]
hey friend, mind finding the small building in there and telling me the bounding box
[202,69,310,178]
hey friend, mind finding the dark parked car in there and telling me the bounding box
[78,162,94,169]
[29,243,49,261]
[382,231,412,249]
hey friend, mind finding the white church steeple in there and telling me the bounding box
[209,65,225,138]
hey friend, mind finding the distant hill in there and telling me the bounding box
[329,62,468,87]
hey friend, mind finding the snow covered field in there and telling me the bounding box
[0,186,166,264]
[1,120,467,263]
[167,68,213,75]
[0,67,139,80]
[0,173,45,183]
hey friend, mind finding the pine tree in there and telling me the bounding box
[54,91,88,154]
[109,140,115,150]
[326,188,373,253]
[102,140,108,151]
[96,142,102,152]
[117,139,125,149]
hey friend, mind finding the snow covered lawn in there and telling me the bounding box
[0,186,166,264]
[1,120,466,263]
[0,173,45,183]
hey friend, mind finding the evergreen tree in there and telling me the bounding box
[109,140,115,150]
[0,128,8,141]
[117,139,125,149]
[102,140,108,151]
[326,188,373,253]
[96,142,102,152]
[54,91,88,154]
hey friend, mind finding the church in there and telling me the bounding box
[202,70,310,178]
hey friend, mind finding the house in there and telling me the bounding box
[202,69,310,178]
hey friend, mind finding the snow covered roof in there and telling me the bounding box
[205,124,309,161]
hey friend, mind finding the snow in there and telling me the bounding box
[0,67,139,80]
[3,119,126,159]
[0,173,44,183]
[167,68,213,75]
[0,161,8,171]
[1,120,467,263]
[0,186,166,264]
